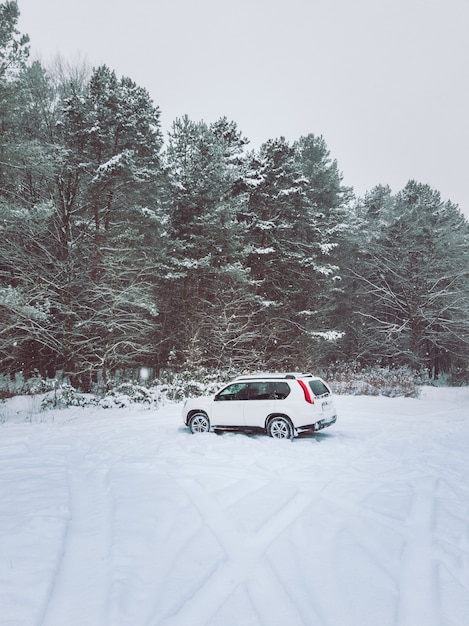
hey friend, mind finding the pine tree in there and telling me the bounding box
[1,58,166,385]
[0,5,58,377]
[352,181,469,380]
[0,1,29,81]
[161,116,253,370]
[240,135,351,369]
[55,65,165,383]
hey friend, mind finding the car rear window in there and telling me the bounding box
[308,380,329,397]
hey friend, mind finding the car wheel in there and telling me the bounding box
[267,416,292,439]
[189,412,210,434]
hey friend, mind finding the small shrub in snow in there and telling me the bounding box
[99,382,154,408]
[41,384,96,410]
[0,373,52,398]
[324,363,420,397]
[156,368,232,401]
[98,382,178,408]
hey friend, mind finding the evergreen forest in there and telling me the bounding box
[1,2,468,389]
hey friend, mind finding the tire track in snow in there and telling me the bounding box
[396,476,441,626]
[155,477,313,626]
[155,430,406,626]
[40,451,113,626]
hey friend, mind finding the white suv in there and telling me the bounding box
[182,373,337,439]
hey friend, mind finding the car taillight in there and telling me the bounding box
[297,380,314,404]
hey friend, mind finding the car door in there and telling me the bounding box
[211,382,248,427]
[243,382,279,429]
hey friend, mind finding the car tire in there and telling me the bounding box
[267,416,292,439]
[189,412,210,434]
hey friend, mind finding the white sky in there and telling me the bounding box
[17,0,469,216]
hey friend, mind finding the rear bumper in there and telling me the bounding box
[296,414,337,434]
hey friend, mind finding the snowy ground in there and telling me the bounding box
[1,387,469,626]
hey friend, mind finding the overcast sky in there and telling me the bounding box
[17,0,469,216]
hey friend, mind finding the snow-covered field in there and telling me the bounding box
[1,387,469,626]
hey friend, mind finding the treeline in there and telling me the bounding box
[1,2,468,388]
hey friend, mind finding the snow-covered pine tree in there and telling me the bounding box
[352,181,469,381]
[293,134,353,365]
[160,116,255,371]
[62,66,164,384]
[0,1,29,81]
[0,7,59,378]
[240,135,350,369]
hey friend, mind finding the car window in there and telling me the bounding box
[246,382,271,400]
[271,382,290,399]
[244,382,291,400]
[216,383,249,401]
[308,380,329,397]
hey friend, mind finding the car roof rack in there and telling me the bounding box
[235,372,313,381]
